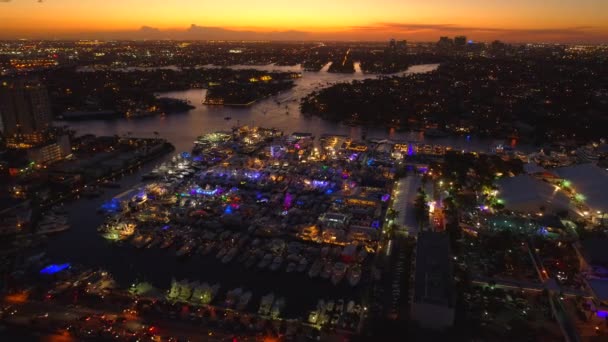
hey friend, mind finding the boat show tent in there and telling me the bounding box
[496,175,571,214]
[554,163,608,213]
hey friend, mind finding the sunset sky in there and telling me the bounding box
[1,0,607,42]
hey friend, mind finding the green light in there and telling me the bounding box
[575,194,586,202]
[562,180,571,187]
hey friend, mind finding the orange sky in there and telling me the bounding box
[0,0,607,42]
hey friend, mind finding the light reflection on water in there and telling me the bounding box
[61,63,510,153]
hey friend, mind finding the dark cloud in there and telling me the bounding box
[352,22,596,37]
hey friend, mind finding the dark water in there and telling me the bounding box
[59,63,511,153]
[46,64,526,318]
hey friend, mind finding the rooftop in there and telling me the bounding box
[413,232,454,307]
[496,175,571,213]
[554,163,608,212]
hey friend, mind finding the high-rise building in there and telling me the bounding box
[437,36,453,49]
[396,40,408,52]
[389,38,397,52]
[0,79,52,148]
[454,35,467,47]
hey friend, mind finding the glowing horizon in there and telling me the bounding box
[1,0,607,43]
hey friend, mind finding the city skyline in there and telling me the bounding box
[1,0,607,43]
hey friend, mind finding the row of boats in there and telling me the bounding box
[167,279,220,305]
[128,227,365,287]
[307,260,361,286]
[308,298,363,329]
[166,279,286,318]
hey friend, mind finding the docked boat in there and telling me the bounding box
[224,288,243,308]
[347,264,362,287]
[160,236,175,249]
[308,259,323,278]
[131,234,144,247]
[147,236,163,248]
[331,262,347,285]
[321,262,333,279]
[270,297,285,319]
[258,292,275,316]
[201,241,216,255]
[257,254,273,269]
[270,256,283,271]
[297,258,308,273]
[237,291,252,311]
[176,242,194,257]
[346,300,355,314]
[36,221,70,235]
[99,180,121,188]
[216,247,228,259]
[136,235,153,248]
[221,247,238,264]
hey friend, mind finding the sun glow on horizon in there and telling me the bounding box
[0,0,607,42]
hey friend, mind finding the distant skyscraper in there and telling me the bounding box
[0,79,52,147]
[389,38,397,52]
[454,35,467,47]
[396,40,407,52]
[437,36,453,49]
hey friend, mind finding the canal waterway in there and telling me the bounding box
[48,63,524,318]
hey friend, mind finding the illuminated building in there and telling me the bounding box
[0,79,52,148]
[26,134,72,164]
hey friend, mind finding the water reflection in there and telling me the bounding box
[60,63,499,154]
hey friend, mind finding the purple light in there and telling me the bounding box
[194,187,218,196]
[407,144,415,156]
[349,153,358,161]
[597,310,608,318]
[284,192,293,209]
[381,194,390,202]
[312,180,328,188]
[162,225,170,230]
[245,171,261,180]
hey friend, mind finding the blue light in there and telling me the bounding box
[100,199,121,213]
[367,158,375,166]
[40,263,71,275]
[466,135,471,141]
[162,225,170,230]
[224,205,233,214]
[181,152,191,159]
[325,189,334,195]
[371,220,380,229]
[407,144,415,156]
